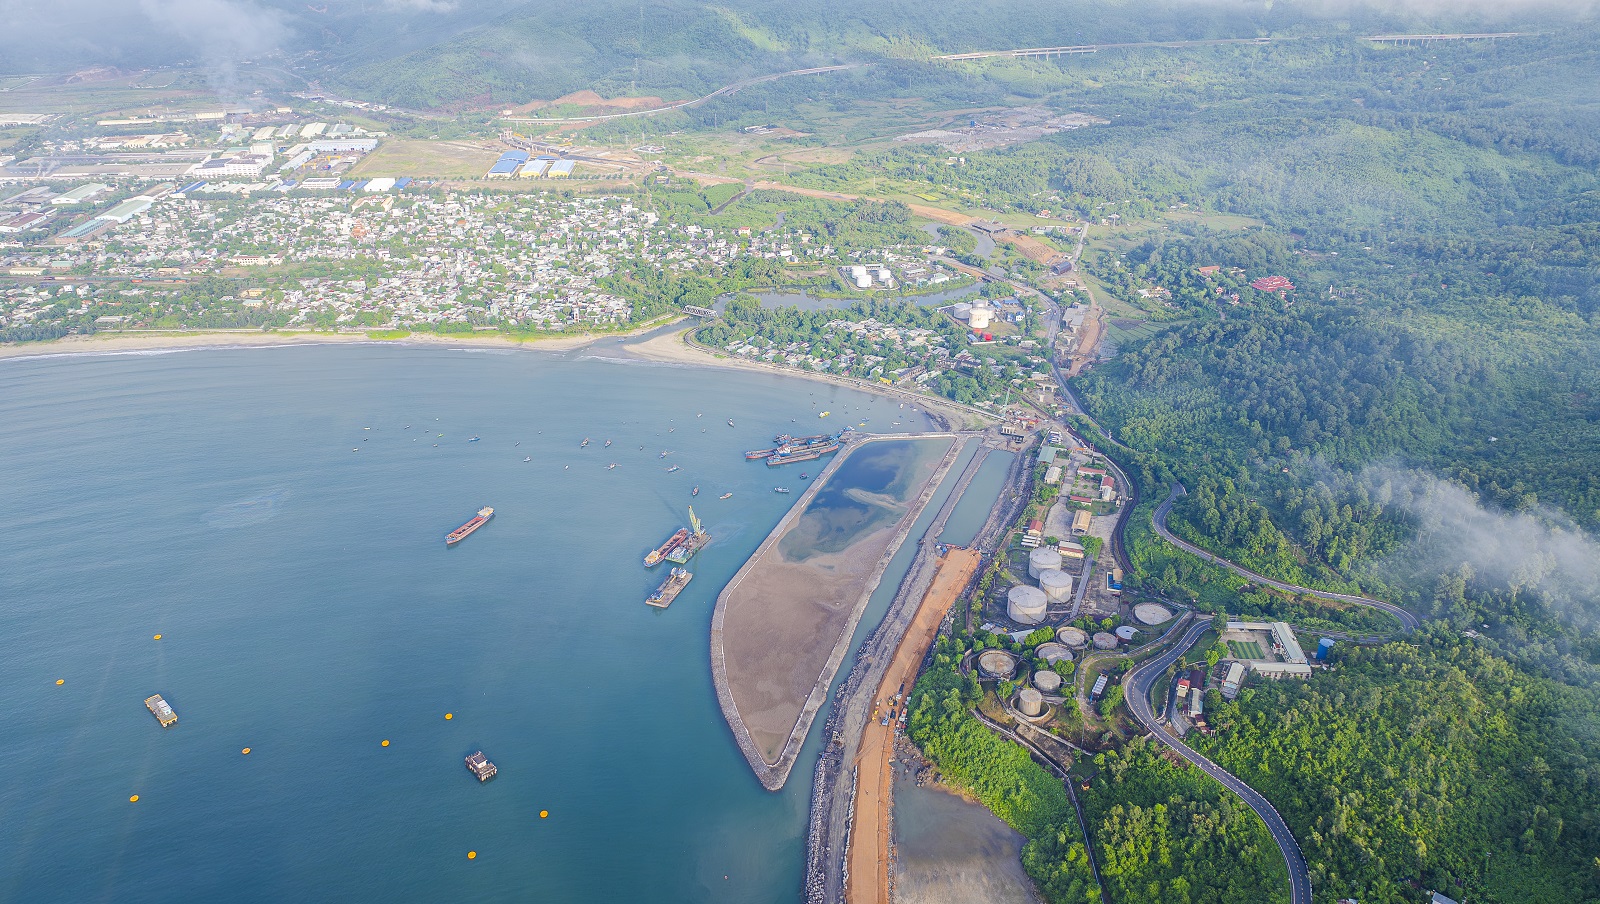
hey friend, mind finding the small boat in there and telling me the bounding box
[581,438,590,447]
[719,492,733,500]
[692,486,700,496]
[727,419,735,427]
[774,487,790,493]
[523,457,532,462]
[468,436,480,443]
[607,463,618,470]
[604,439,612,447]
[819,411,830,418]
[659,451,670,458]
[799,473,809,480]
[666,465,681,473]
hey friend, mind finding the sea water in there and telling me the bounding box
[0,343,942,904]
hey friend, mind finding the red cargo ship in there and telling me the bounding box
[644,528,689,567]
[446,507,494,545]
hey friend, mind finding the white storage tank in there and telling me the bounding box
[1028,547,1063,579]
[1033,669,1062,694]
[1018,687,1044,717]
[968,307,993,330]
[952,302,973,321]
[1115,625,1138,642]
[1007,585,1049,625]
[1038,568,1073,602]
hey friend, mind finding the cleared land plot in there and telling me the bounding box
[848,547,981,904]
[715,436,954,777]
[347,139,502,179]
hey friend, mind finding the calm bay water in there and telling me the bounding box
[0,343,941,904]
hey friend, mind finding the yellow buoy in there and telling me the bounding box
[381,739,390,747]
[444,713,453,720]
[539,810,548,819]
[467,851,477,860]
[56,679,65,685]
[129,795,140,802]
[241,748,251,755]
[153,634,162,640]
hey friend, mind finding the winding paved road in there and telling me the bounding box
[1123,621,1312,904]
[1153,484,1420,633]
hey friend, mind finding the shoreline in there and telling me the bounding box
[0,317,683,361]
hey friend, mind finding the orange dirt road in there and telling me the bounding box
[845,546,982,904]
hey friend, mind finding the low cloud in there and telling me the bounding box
[1367,463,1600,624]
[383,0,461,11]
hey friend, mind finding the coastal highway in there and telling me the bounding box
[1123,620,1313,904]
[1153,484,1420,633]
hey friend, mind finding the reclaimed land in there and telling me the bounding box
[846,545,983,904]
[711,433,962,791]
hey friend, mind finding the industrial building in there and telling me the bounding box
[488,150,530,178]
[546,159,576,178]
[95,197,153,223]
[50,183,110,205]
[307,138,379,154]
[1072,509,1092,534]
[1222,661,1247,699]
[189,154,272,179]
[520,158,553,178]
[363,177,396,192]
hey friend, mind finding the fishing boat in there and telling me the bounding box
[468,436,480,442]
[719,492,733,500]
[799,473,809,480]
[666,465,681,473]
[774,487,790,493]
[607,463,618,470]
[727,419,735,427]
[581,438,590,447]
[819,411,830,418]
[659,451,670,458]
[604,439,612,447]
[446,507,494,545]
[745,448,778,460]
[692,486,699,496]
[523,456,532,462]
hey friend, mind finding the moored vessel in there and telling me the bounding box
[446,507,494,545]
[145,694,177,727]
[465,750,497,782]
[663,508,709,563]
[645,528,690,567]
[767,442,840,466]
[646,567,693,609]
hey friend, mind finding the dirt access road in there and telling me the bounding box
[845,546,982,904]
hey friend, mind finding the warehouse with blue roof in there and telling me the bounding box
[488,150,530,177]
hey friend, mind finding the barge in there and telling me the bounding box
[663,508,709,564]
[645,528,689,567]
[465,750,497,782]
[646,567,693,608]
[767,442,840,466]
[145,694,177,727]
[446,507,494,546]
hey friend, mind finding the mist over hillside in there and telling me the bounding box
[2,0,1590,107]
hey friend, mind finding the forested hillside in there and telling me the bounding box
[1192,636,1600,903]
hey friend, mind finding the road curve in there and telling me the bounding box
[1153,484,1420,633]
[1124,621,1312,904]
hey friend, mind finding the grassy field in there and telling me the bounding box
[346,139,504,179]
[1228,640,1264,660]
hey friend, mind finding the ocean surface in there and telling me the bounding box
[0,342,953,904]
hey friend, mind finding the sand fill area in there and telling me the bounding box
[713,436,956,786]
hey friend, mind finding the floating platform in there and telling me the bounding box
[145,694,177,727]
[647,567,694,609]
[465,750,497,781]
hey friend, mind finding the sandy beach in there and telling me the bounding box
[0,320,673,361]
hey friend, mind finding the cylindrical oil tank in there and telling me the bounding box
[1056,626,1089,648]
[1092,631,1119,650]
[978,649,1017,679]
[1033,669,1062,694]
[1035,642,1073,664]
[952,302,972,321]
[1007,585,1049,625]
[1028,547,1062,579]
[1115,625,1138,642]
[1018,687,1044,717]
[968,307,992,330]
[1038,568,1073,601]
